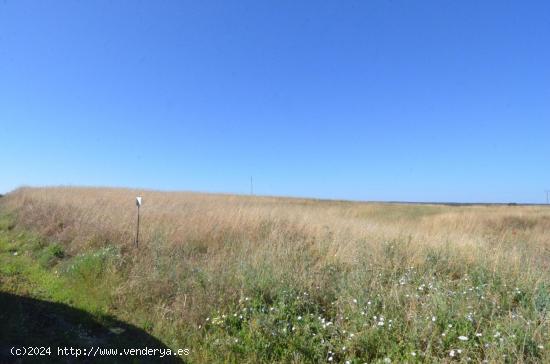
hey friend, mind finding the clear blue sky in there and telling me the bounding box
[1,1,549,203]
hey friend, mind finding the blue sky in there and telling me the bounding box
[1,1,549,202]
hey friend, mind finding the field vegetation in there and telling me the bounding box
[0,187,549,363]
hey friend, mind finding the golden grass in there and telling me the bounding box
[5,186,549,266]
[1,186,549,362]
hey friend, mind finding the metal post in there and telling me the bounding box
[135,196,142,248]
[135,204,140,248]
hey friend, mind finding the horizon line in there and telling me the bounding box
[2,184,549,207]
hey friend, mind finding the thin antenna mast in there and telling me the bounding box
[250,176,254,196]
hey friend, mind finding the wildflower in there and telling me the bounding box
[411,352,416,356]
[458,336,468,341]
[476,333,482,337]
[494,331,501,338]
[449,350,456,357]
[538,345,544,349]
[431,316,436,322]
[297,316,302,320]
[353,298,358,303]
[328,356,333,362]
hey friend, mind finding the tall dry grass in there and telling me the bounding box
[1,186,549,362]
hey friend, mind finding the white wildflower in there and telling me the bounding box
[458,336,468,341]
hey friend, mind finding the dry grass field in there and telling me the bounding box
[1,186,549,362]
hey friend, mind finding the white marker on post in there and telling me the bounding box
[135,196,142,248]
